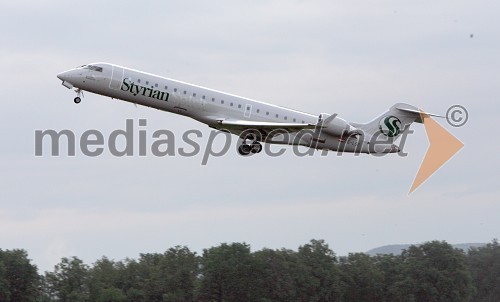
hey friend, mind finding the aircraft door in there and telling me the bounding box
[109,66,124,90]
[244,104,252,118]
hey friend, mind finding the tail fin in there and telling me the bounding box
[350,103,431,140]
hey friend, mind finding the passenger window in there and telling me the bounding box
[221,100,224,104]
[183,91,187,95]
[257,109,260,113]
[164,85,168,90]
[193,93,196,97]
[212,98,215,102]
[174,88,177,92]
[238,104,241,109]
[266,112,269,115]
[146,81,149,85]
[284,116,287,120]
[230,102,233,106]
[155,83,158,87]
[202,95,205,99]
[275,114,279,118]
[293,118,296,122]
[138,79,141,83]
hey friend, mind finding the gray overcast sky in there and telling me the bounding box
[1,0,499,272]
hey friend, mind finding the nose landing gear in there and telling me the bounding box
[73,89,83,104]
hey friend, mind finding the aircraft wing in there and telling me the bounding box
[215,119,317,138]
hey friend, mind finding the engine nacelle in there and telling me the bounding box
[319,113,358,138]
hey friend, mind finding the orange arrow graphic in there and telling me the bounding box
[409,112,464,194]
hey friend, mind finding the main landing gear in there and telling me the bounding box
[238,133,263,156]
[238,142,263,155]
[73,88,83,104]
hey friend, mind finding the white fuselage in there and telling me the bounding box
[57,62,395,154]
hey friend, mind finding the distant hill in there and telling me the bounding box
[366,243,486,256]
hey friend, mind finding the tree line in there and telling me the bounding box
[1,239,499,302]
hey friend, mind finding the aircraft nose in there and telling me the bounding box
[57,69,79,89]
[57,71,71,82]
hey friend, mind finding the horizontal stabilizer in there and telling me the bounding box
[395,106,444,123]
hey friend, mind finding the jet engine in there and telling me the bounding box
[318,113,359,139]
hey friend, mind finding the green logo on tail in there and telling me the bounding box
[379,116,402,137]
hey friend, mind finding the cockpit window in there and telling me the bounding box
[88,65,103,72]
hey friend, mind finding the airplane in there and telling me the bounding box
[57,62,437,156]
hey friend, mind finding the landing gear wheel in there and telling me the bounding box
[238,144,252,156]
[74,97,81,104]
[251,142,262,153]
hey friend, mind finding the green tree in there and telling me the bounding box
[339,253,384,302]
[198,242,257,301]
[95,287,127,302]
[135,253,164,301]
[44,256,90,302]
[0,249,39,302]
[159,246,198,302]
[88,257,126,302]
[116,258,146,301]
[374,254,407,301]
[115,247,197,302]
[296,239,340,301]
[0,261,10,301]
[401,241,475,302]
[468,239,500,301]
[253,248,300,301]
